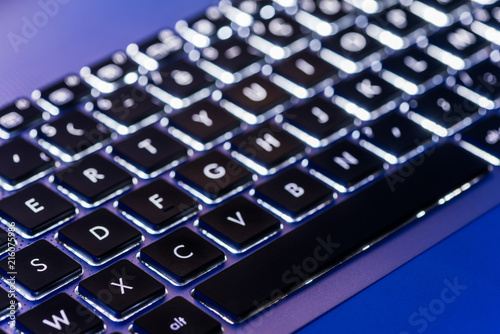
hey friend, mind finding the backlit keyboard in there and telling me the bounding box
[0,0,499,333]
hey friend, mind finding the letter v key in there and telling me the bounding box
[227,211,245,226]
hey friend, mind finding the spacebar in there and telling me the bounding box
[193,144,490,323]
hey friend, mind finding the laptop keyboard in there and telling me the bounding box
[0,0,498,332]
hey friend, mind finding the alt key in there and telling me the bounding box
[133,296,221,334]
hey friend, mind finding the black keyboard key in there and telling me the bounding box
[0,137,55,190]
[16,294,104,334]
[95,85,164,134]
[78,259,165,321]
[57,208,142,265]
[295,0,354,36]
[168,100,241,150]
[193,144,489,323]
[133,296,222,334]
[461,115,500,165]
[34,74,92,113]
[455,60,500,110]
[230,122,306,175]
[112,126,188,178]
[381,46,446,95]
[198,196,281,252]
[222,74,290,124]
[282,97,355,147]
[367,5,427,49]
[139,227,225,285]
[254,167,334,222]
[0,288,16,321]
[174,150,253,203]
[272,50,338,98]
[81,51,137,92]
[408,86,481,137]
[53,154,134,208]
[148,59,214,109]
[410,0,469,26]
[321,26,384,73]
[334,70,401,121]
[177,5,231,47]
[360,113,434,164]
[0,183,76,238]
[117,179,199,234]
[472,5,500,45]
[199,37,263,83]
[36,111,112,162]
[249,13,308,59]
[308,139,385,192]
[0,240,82,300]
[427,24,489,70]
[0,229,7,256]
[127,29,184,70]
[0,98,43,137]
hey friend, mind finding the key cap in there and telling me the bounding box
[307,139,385,192]
[198,196,281,252]
[0,229,7,256]
[380,46,446,95]
[249,13,308,59]
[321,26,384,73]
[78,259,165,320]
[94,85,164,134]
[0,98,43,138]
[16,293,104,334]
[408,86,481,137]
[454,60,500,110]
[0,288,16,321]
[0,183,76,238]
[33,74,92,114]
[36,110,112,162]
[282,96,355,147]
[295,0,354,36]
[117,179,199,234]
[230,122,306,175]
[427,23,489,70]
[0,137,55,190]
[139,227,225,285]
[127,29,184,70]
[360,113,434,164]
[53,154,134,208]
[176,5,231,47]
[148,59,215,109]
[460,115,500,165]
[367,5,427,49]
[193,144,489,323]
[111,126,188,178]
[272,50,338,98]
[57,208,142,265]
[334,70,401,121]
[199,37,263,83]
[222,74,290,124]
[253,167,334,222]
[0,240,82,300]
[471,5,500,45]
[81,51,137,93]
[173,150,254,204]
[409,0,469,27]
[133,296,222,334]
[168,100,241,151]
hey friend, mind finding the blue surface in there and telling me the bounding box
[297,204,500,333]
[0,0,216,105]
